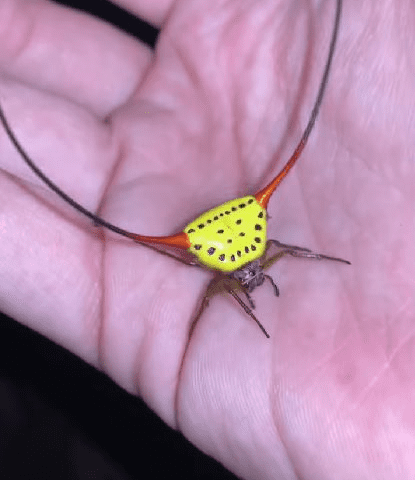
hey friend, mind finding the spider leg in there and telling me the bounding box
[188,293,210,340]
[187,275,224,339]
[223,283,270,338]
[264,274,279,297]
[261,250,290,271]
[242,289,256,309]
[266,239,312,253]
[263,239,350,270]
[188,275,269,339]
[135,241,200,266]
[285,249,351,264]
[176,274,223,425]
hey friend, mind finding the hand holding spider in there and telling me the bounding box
[0,1,413,479]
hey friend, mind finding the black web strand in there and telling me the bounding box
[0,105,136,240]
[290,0,342,171]
[255,0,342,206]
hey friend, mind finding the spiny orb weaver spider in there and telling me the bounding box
[0,0,348,339]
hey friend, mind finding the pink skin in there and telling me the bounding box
[0,0,414,478]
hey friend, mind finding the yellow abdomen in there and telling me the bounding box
[185,195,267,272]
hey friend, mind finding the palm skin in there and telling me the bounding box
[1,0,414,478]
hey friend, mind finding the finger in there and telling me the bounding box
[0,85,116,214]
[110,0,174,27]
[0,0,153,116]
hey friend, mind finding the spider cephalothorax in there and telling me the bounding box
[231,260,268,294]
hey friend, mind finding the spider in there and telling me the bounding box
[0,0,347,339]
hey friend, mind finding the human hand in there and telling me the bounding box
[1,0,414,478]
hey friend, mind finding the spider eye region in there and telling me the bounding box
[185,195,267,272]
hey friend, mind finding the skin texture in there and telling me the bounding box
[0,0,414,478]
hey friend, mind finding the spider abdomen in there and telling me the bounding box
[185,195,267,272]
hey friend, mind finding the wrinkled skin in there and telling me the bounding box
[1,0,414,478]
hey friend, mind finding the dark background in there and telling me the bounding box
[0,1,238,478]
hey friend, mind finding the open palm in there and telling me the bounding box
[1,0,414,478]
